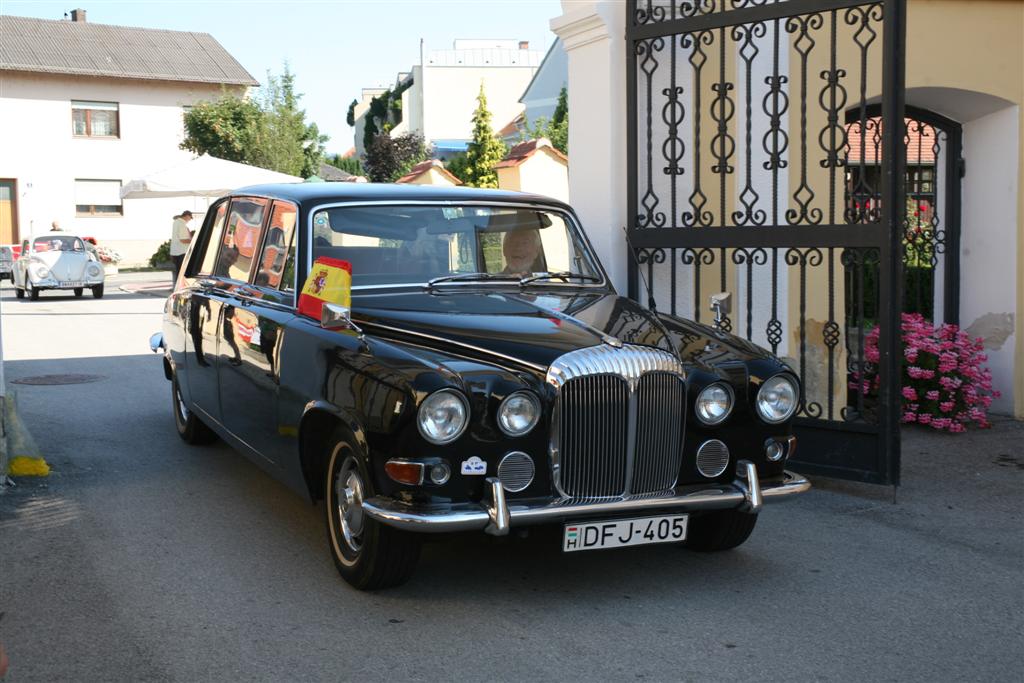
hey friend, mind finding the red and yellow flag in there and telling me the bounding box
[298,256,352,320]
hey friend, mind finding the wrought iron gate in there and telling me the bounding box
[626,0,906,484]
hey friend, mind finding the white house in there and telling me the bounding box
[352,39,543,159]
[0,10,256,266]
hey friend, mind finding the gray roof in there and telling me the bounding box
[0,15,257,86]
[318,163,358,182]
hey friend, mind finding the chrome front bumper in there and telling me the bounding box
[362,462,810,537]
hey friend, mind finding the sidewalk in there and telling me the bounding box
[113,270,173,298]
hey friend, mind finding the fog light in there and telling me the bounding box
[385,459,424,485]
[429,462,451,485]
[765,440,785,462]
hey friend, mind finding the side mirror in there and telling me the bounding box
[322,302,357,331]
[709,292,731,330]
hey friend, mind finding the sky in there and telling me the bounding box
[2,0,564,154]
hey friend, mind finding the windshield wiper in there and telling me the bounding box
[519,271,603,286]
[425,272,523,289]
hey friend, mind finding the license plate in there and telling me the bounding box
[61,282,85,288]
[563,514,687,552]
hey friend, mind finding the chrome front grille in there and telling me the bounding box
[548,344,686,499]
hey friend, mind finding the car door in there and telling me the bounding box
[179,200,231,424]
[217,199,299,466]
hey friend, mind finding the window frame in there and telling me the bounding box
[186,198,230,279]
[213,196,271,284]
[71,100,120,139]
[249,199,300,304]
[74,178,123,217]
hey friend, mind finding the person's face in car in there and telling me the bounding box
[503,230,541,274]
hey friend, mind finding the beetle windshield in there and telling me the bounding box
[310,205,602,288]
[34,235,85,253]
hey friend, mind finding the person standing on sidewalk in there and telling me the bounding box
[169,210,193,282]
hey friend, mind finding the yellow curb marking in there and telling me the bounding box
[7,456,51,477]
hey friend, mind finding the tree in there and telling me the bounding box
[346,99,358,127]
[362,131,431,183]
[327,154,365,177]
[522,86,568,154]
[461,83,508,188]
[181,93,263,163]
[256,66,327,177]
[181,65,327,177]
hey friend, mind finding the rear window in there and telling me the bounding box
[34,235,85,252]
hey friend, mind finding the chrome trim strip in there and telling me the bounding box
[357,320,548,373]
[737,460,763,513]
[361,470,811,533]
[545,344,686,389]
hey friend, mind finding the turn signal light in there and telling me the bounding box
[385,460,424,486]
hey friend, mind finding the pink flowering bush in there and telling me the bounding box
[851,313,999,432]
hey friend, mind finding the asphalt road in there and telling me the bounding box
[1,277,1021,682]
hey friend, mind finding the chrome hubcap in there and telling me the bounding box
[334,456,364,553]
[175,384,189,421]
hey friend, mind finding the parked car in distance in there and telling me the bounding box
[0,245,13,281]
[151,184,810,590]
[13,233,106,300]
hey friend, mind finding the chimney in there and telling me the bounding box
[518,41,529,50]
[70,8,87,22]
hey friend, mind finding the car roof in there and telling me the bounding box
[27,233,87,241]
[228,182,573,212]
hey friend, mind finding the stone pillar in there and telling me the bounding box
[550,1,629,293]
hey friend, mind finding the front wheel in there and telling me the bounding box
[683,509,758,551]
[325,438,421,590]
[172,373,217,444]
[74,287,84,297]
[14,284,24,299]
[28,282,39,300]
[92,284,104,299]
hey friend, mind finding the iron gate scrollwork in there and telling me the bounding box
[626,0,907,484]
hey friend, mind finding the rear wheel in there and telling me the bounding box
[74,288,84,297]
[92,284,104,299]
[325,436,421,590]
[172,373,217,444]
[683,510,758,551]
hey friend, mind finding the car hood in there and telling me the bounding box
[29,250,93,280]
[353,288,774,372]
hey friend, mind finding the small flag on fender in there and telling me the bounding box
[298,256,352,320]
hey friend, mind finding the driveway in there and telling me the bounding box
[0,280,1021,682]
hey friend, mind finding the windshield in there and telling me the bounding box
[34,235,85,253]
[310,205,601,288]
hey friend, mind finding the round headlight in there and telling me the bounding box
[696,383,733,425]
[497,391,540,437]
[87,263,102,277]
[756,375,798,423]
[32,265,50,280]
[417,389,469,444]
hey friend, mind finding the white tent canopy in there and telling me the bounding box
[121,154,302,199]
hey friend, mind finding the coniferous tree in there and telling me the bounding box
[462,84,508,188]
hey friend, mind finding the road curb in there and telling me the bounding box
[118,283,172,299]
[1,388,49,479]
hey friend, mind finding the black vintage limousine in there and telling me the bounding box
[151,183,809,590]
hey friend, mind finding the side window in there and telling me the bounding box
[214,197,268,281]
[192,202,228,276]
[253,200,297,293]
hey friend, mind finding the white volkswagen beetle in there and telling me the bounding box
[13,233,105,300]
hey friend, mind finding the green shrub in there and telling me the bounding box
[150,240,172,268]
